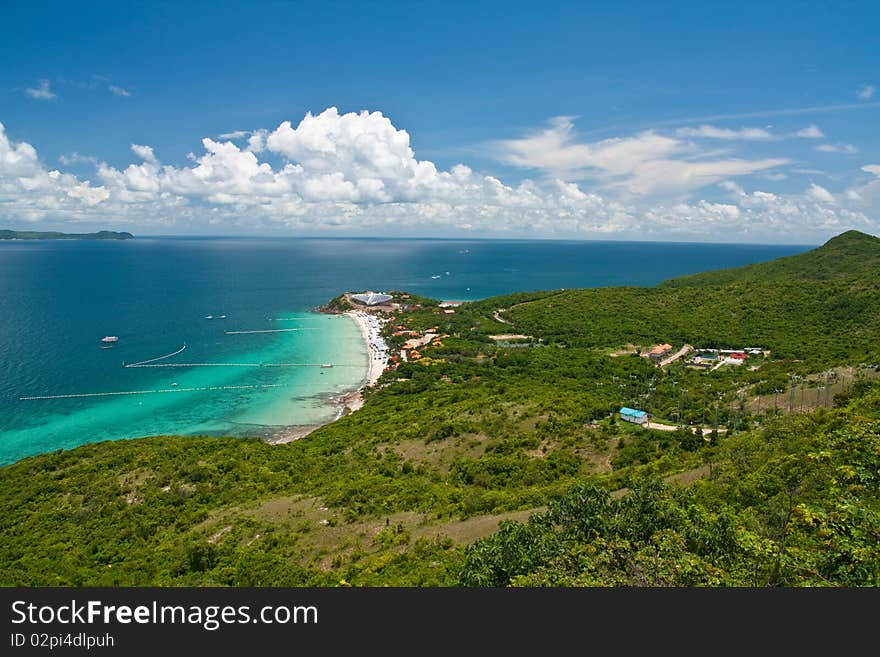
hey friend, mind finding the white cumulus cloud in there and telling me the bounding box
[0,110,875,242]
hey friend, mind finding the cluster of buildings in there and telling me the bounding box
[391,323,449,363]
[685,347,764,370]
[438,300,463,315]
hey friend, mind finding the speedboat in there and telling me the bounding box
[101,336,119,343]
[205,315,213,319]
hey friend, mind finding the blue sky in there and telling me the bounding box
[1,0,878,242]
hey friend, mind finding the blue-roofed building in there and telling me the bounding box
[619,406,649,425]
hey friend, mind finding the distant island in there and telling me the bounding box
[0,229,134,240]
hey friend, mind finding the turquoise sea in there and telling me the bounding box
[0,237,809,464]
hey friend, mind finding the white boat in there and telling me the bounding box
[100,336,119,343]
[321,363,333,368]
[431,275,441,279]
[205,315,213,319]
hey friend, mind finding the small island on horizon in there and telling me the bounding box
[0,229,134,241]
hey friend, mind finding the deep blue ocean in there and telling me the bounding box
[0,237,809,464]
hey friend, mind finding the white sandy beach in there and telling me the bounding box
[268,310,387,444]
[346,310,388,388]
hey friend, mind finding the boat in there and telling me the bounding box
[321,363,333,368]
[205,315,213,319]
[219,315,226,319]
[100,336,119,343]
[171,382,178,387]
[431,275,441,279]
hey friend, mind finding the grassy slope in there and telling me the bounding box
[1,230,879,586]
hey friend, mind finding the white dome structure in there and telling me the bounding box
[351,291,393,306]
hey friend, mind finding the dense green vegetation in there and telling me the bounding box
[0,229,134,240]
[1,230,879,586]
[503,230,880,368]
[461,397,880,586]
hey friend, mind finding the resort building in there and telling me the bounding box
[646,344,673,361]
[619,407,649,425]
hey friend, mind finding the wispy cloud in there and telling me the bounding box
[675,125,774,141]
[58,152,99,166]
[25,80,56,100]
[857,84,875,100]
[108,84,131,97]
[496,116,787,197]
[675,123,826,141]
[816,143,858,154]
[655,101,880,127]
[794,124,824,139]
[806,183,835,203]
[218,130,250,140]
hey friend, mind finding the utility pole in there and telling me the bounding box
[713,393,720,436]
[672,380,679,424]
[681,388,688,426]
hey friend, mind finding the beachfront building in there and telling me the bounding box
[619,407,649,425]
[646,344,673,361]
[351,291,393,306]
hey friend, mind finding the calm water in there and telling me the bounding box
[0,237,809,464]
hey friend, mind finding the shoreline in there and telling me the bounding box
[267,310,388,444]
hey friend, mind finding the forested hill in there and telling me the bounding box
[504,230,880,365]
[661,230,880,286]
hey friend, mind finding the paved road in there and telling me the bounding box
[658,343,693,367]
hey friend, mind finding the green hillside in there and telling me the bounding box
[1,230,878,587]
[504,231,880,365]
